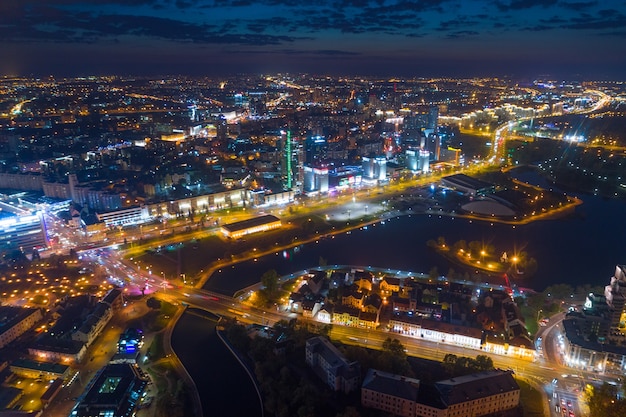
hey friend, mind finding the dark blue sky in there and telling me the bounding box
[1,0,625,77]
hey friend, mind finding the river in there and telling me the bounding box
[204,169,626,295]
[171,309,261,417]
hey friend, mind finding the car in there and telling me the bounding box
[568,411,574,417]
[560,399,566,406]
[567,400,572,407]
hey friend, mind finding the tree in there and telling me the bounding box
[474,355,494,371]
[442,354,458,374]
[586,382,626,417]
[452,240,467,253]
[261,269,280,300]
[382,337,407,358]
[543,284,573,300]
[468,240,482,255]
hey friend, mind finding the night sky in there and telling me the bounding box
[1,0,625,77]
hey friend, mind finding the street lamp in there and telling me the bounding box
[537,309,543,323]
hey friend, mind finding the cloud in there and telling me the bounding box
[445,30,480,39]
[436,16,480,31]
[224,48,360,56]
[559,1,597,11]
[495,0,558,11]
[564,10,626,30]
[0,8,307,46]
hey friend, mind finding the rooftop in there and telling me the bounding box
[73,363,147,416]
[435,370,518,405]
[221,214,280,233]
[0,306,40,336]
[362,369,420,401]
[10,359,70,375]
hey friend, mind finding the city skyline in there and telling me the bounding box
[1,0,626,78]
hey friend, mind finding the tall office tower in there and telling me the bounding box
[280,130,294,190]
[418,150,430,172]
[605,265,626,342]
[303,166,329,194]
[305,135,328,165]
[68,173,79,203]
[428,133,441,161]
[406,149,418,172]
[362,156,387,181]
[428,105,439,130]
[188,104,197,121]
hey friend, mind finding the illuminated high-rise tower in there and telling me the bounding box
[281,130,296,191]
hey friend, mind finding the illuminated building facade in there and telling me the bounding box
[605,264,626,342]
[406,149,430,173]
[29,338,87,364]
[221,214,282,239]
[117,328,144,354]
[0,202,48,252]
[303,166,329,194]
[388,316,535,361]
[362,156,387,182]
[96,206,150,227]
[281,130,295,190]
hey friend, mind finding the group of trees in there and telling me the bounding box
[518,282,606,335]
[585,383,626,417]
[441,354,494,376]
[224,318,355,417]
[251,269,281,307]
[427,236,538,278]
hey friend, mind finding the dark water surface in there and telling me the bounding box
[171,309,261,417]
[204,171,626,294]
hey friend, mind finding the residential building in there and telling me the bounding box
[71,302,113,347]
[10,359,71,381]
[0,306,43,349]
[361,369,519,417]
[435,371,520,416]
[362,369,420,417]
[380,276,401,294]
[305,336,360,393]
[29,337,87,364]
[605,264,626,343]
[342,290,365,309]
